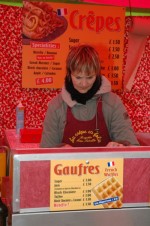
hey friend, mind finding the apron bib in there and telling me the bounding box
[62,98,111,147]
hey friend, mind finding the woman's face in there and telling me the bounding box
[71,72,97,93]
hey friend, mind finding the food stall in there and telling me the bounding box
[4,129,150,226]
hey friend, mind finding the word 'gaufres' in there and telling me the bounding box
[54,164,100,176]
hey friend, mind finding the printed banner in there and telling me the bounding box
[22,1,125,90]
[50,158,124,211]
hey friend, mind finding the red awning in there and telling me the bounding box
[84,0,150,9]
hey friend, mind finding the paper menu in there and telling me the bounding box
[22,1,125,90]
[50,158,123,211]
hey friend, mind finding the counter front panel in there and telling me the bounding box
[9,147,150,213]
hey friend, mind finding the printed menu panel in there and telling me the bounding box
[50,158,123,211]
[22,1,125,90]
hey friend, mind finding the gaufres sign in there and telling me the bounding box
[50,158,124,211]
[54,163,100,175]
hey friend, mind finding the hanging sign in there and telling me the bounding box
[22,1,125,90]
[50,158,124,211]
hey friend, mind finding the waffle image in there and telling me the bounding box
[92,177,123,208]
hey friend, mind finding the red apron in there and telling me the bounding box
[62,98,111,147]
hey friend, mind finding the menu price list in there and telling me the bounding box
[52,178,93,209]
[22,42,65,87]
[106,39,122,90]
[28,51,62,85]
[50,159,123,211]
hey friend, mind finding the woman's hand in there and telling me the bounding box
[106,142,124,147]
[57,143,72,148]
[61,144,72,148]
[106,140,131,147]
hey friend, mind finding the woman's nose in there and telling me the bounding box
[81,78,88,86]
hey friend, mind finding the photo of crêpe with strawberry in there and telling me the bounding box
[23,1,68,41]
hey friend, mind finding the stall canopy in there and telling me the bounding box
[1,1,150,10]
[84,0,150,8]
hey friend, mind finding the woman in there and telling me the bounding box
[40,44,139,148]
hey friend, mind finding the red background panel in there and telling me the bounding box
[123,158,150,203]
[20,161,50,208]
